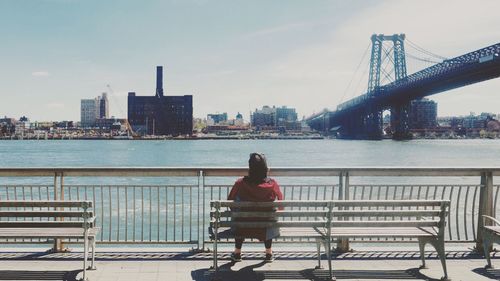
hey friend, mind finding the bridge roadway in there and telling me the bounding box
[308,43,500,136]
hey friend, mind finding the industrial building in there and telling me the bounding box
[127,66,193,136]
[408,98,437,130]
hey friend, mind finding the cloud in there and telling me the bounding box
[32,71,50,77]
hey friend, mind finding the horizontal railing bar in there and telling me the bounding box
[0,201,92,208]
[2,167,500,177]
[0,211,93,217]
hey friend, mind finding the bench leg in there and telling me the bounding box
[430,239,449,281]
[418,238,427,269]
[90,238,96,270]
[325,239,335,281]
[315,239,323,269]
[82,233,89,281]
[483,233,493,269]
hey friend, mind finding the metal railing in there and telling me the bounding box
[0,167,498,251]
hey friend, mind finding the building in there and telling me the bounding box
[128,66,193,136]
[80,99,98,128]
[251,106,299,130]
[81,93,109,128]
[207,113,228,125]
[251,106,276,127]
[408,98,437,130]
[97,93,109,119]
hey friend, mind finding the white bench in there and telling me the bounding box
[210,200,332,279]
[210,199,450,281]
[482,215,500,268]
[327,200,450,281]
[0,200,98,281]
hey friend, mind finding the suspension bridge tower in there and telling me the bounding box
[365,33,410,140]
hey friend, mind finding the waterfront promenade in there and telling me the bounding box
[0,246,498,281]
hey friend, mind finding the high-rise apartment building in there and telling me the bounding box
[80,93,110,128]
[97,93,109,119]
[128,66,193,136]
[80,99,98,128]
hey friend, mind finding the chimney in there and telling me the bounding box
[156,66,164,97]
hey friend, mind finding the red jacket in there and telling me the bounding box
[227,177,283,241]
[228,177,283,203]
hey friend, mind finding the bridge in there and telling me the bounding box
[307,34,500,140]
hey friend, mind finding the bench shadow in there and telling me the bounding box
[0,270,81,281]
[191,263,438,281]
[472,267,500,280]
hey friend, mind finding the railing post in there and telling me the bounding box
[336,171,350,253]
[197,170,203,251]
[52,172,65,252]
[200,170,207,251]
[476,171,494,251]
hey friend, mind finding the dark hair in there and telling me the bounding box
[247,153,268,184]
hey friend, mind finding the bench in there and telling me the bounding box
[0,200,98,281]
[482,215,500,268]
[327,200,450,281]
[210,200,332,279]
[210,199,450,281]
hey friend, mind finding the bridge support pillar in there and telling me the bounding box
[391,102,411,140]
[363,109,383,140]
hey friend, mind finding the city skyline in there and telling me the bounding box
[1,0,500,122]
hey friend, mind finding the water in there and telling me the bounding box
[1,139,500,167]
[0,139,499,245]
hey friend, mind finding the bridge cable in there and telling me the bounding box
[338,43,371,105]
[406,39,448,61]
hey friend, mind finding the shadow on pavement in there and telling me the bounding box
[0,270,81,281]
[191,263,440,281]
[472,267,500,280]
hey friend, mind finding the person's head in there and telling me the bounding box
[248,153,268,183]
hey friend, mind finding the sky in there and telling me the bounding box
[0,0,499,122]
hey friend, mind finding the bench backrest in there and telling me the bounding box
[210,200,449,236]
[210,200,330,229]
[0,200,95,229]
[329,200,449,231]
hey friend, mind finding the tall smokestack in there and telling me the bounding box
[156,66,164,97]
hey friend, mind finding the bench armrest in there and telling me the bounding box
[483,215,500,226]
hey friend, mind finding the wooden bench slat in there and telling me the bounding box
[330,227,438,237]
[0,211,93,217]
[331,200,449,207]
[214,200,330,208]
[330,220,439,227]
[215,210,328,218]
[215,221,327,228]
[332,210,442,217]
[485,226,500,234]
[0,221,91,228]
[0,227,98,238]
[0,201,92,208]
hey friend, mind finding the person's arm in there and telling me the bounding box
[227,181,240,200]
[274,182,284,210]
